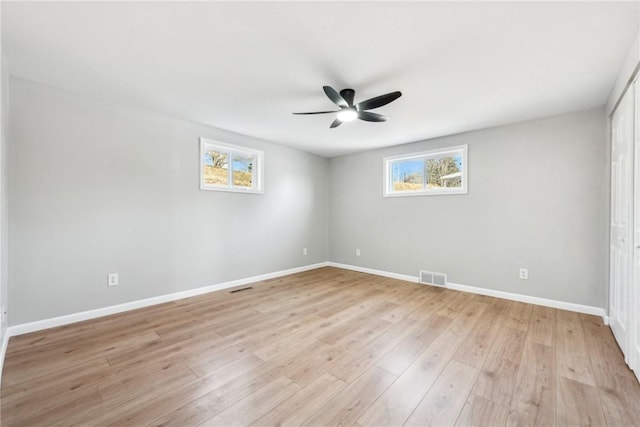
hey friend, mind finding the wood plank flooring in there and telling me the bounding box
[2,267,639,426]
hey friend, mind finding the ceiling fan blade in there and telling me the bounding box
[340,89,356,107]
[357,111,388,122]
[323,86,348,108]
[330,118,343,128]
[356,91,402,111]
[292,110,339,115]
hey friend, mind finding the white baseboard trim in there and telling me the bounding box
[0,329,9,386]
[4,260,609,339]
[444,281,607,320]
[327,262,419,283]
[7,262,330,338]
[328,262,608,323]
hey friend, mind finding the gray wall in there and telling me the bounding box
[1,56,9,336]
[329,108,609,308]
[7,76,611,324]
[8,78,329,324]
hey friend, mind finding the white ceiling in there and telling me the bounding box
[2,1,639,157]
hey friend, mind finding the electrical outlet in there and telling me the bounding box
[356,248,361,256]
[108,273,119,286]
[303,247,308,255]
[1,305,6,321]
[519,268,529,280]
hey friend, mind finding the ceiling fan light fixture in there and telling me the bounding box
[336,108,357,122]
[293,86,401,128]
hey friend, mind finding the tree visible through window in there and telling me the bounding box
[232,154,253,188]
[200,139,264,193]
[384,145,467,196]
[204,151,229,186]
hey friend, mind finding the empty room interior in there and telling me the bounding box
[2,1,640,426]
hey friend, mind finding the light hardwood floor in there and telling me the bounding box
[2,267,640,426]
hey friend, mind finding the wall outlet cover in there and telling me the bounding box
[108,273,119,286]
[519,268,529,280]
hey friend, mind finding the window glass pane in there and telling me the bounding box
[203,150,228,186]
[232,154,254,188]
[384,145,466,197]
[200,138,263,193]
[426,155,462,189]
[390,158,424,192]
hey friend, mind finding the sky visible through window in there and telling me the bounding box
[385,146,467,196]
[204,152,252,172]
[392,155,462,180]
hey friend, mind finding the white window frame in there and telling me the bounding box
[200,138,264,194]
[383,145,468,197]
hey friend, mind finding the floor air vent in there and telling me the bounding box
[419,270,447,287]
[229,286,253,294]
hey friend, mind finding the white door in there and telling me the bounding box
[632,79,640,381]
[611,86,634,361]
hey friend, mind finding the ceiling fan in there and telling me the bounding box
[293,86,402,128]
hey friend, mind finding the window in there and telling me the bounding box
[200,138,264,193]
[383,145,467,196]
